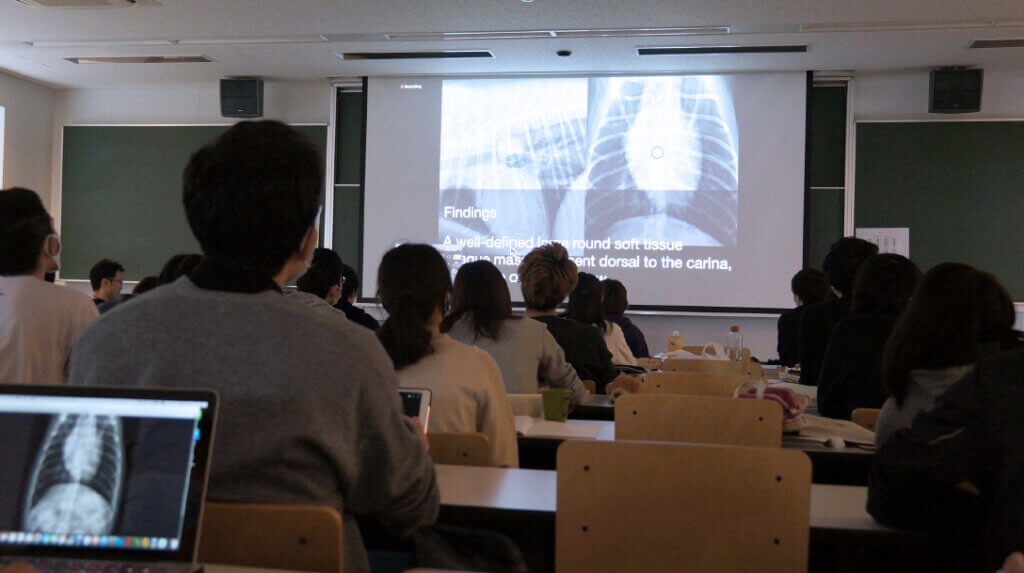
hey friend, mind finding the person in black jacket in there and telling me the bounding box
[777,268,829,367]
[868,346,1024,572]
[798,237,878,386]
[334,263,380,331]
[817,254,921,419]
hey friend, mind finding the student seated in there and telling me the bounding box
[799,237,879,386]
[875,262,1022,445]
[601,278,650,359]
[0,187,98,384]
[518,244,638,394]
[378,244,519,468]
[868,346,1024,571]
[88,258,125,306]
[334,262,380,331]
[157,253,202,285]
[443,260,588,404]
[67,121,438,572]
[288,247,345,315]
[817,254,921,419]
[776,268,829,367]
[565,272,637,366]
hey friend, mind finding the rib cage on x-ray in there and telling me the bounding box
[23,414,123,535]
[438,76,738,249]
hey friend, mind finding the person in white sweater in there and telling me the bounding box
[377,244,519,468]
[442,260,588,405]
[563,272,637,366]
[0,187,98,384]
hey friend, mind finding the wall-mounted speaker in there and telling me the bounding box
[220,78,263,118]
[929,68,982,114]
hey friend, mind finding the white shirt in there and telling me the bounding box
[603,321,637,366]
[0,275,98,384]
[397,334,519,468]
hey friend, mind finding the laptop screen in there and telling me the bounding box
[0,385,217,563]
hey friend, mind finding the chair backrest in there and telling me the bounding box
[615,393,782,448]
[851,408,881,432]
[642,371,752,397]
[681,345,752,363]
[556,441,810,573]
[581,379,597,395]
[662,358,763,378]
[427,432,492,466]
[199,503,343,573]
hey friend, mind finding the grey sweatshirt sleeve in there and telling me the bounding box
[332,343,440,536]
[538,327,589,405]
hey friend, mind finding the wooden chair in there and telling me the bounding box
[662,358,763,378]
[427,432,492,466]
[681,345,751,363]
[199,503,343,573]
[615,393,783,448]
[581,379,597,395]
[851,408,881,432]
[556,441,810,572]
[641,371,752,397]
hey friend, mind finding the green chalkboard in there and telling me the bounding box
[855,121,1024,300]
[60,124,327,281]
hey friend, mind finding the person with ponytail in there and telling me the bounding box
[443,260,588,404]
[378,244,519,468]
[564,272,637,366]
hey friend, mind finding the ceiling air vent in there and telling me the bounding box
[66,55,212,64]
[638,44,807,56]
[339,50,494,60]
[17,0,159,7]
[970,39,1024,49]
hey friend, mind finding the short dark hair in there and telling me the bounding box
[340,263,361,301]
[183,120,323,278]
[158,253,202,285]
[790,268,830,304]
[296,248,343,299]
[564,272,607,333]
[821,237,879,296]
[442,260,513,341]
[850,254,921,316]
[376,244,452,370]
[518,243,578,311]
[601,279,629,316]
[0,187,53,276]
[882,262,1019,406]
[89,258,125,290]
[133,276,160,296]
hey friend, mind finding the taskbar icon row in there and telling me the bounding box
[0,531,179,551]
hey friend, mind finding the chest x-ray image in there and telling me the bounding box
[23,414,123,535]
[438,75,739,252]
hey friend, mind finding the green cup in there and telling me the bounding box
[541,388,570,422]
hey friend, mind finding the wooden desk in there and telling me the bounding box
[436,465,982,572]
[518,419,874,485]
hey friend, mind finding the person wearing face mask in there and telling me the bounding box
[288,247,347,316]
[0,187,99,384]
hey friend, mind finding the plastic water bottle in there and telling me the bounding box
[726,325,743,361]
[667,331,684,354]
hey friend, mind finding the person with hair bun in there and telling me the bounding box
[443,260,588,404]
[519,244,638,394]
[288,247,346,316]
[378,244,519,468]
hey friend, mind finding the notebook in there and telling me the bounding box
[0,384,218,573]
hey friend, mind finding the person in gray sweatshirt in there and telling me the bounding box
[67,121,438,573]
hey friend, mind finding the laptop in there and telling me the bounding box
[0,384,217,573]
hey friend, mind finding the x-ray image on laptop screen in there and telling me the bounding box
[0,392,212,554]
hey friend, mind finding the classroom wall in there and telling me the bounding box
[0,71,55,200]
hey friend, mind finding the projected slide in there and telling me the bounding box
[363,73,805,310]
[438,76,739,267]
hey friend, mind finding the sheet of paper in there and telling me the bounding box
[798,414,875,446]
